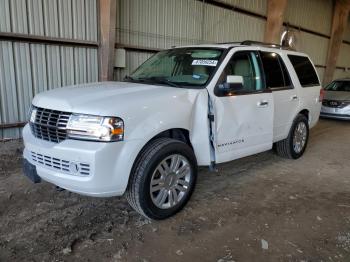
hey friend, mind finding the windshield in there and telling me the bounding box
[325,81,350,92]
[127,48,224,88]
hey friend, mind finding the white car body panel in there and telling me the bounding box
[23,43,322,197]
[213,93,274,163]
[32,81,212,164]
[270,89,300,142]
[269,52,301,142]
[23,124,142,196]
[206,47,274,163]
[27,82,213,196]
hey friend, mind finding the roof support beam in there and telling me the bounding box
[99,0,117,81]
[264,0,288,44]
[323,0,350,85]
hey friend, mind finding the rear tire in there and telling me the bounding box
[125,138,197,220]
[275,114,309,159]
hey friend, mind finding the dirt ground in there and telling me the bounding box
[0,119,350,262]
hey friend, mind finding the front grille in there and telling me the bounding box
[31,151,91,176]
[322,100,347,108]
[30,107,71,143]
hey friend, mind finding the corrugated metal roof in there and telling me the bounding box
[44,0,60,37]
[85,0,98,41]
[334,68,350,80]
[315,67,325,86]
[215,0,267,16]
[60,46,75,86]
[117,0,205,49]
[58,0,74,38]
[284,0,333,36]
[0,0,98,139]
[0,0,97,40]
[0,41,20,139]
[13,42,33,122]
[11,0,29,34]
[27,0,45,35]
[0,0,11,32]
[115,0,266,81]
[31,44,48,94]
[295,31,329,66]
[337,43,350,68]
[344,19,350,42]
[204,4,265,43]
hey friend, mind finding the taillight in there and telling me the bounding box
[319,88,325,102]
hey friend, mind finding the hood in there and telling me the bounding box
[324,91,350,101]
[32,81,199,117]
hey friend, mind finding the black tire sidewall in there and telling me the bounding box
[138,141,197,220]
[288,115,309,159]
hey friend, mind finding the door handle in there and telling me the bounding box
[257,101,269,107]
[291,95,298,101]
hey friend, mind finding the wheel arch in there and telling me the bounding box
[298,109,310,122]
[128,128,194,181]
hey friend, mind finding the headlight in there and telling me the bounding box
[29,107,37,123]
[66,114,124,142]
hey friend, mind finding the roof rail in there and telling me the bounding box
[217,41,242,45]
[217,40,293,50]
[242,40,295,50]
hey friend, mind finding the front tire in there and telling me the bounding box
[275,114,309,159]
[125,138,197,220]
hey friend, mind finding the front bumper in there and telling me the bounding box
[320,105,350,120]
[22,124,142,197]
[320,112,350,120]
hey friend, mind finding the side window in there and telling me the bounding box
[287,55,320,87]
[217,51,264,95]
[260,51,291,89]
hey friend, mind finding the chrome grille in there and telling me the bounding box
[30,107,71,143]
[31,151,91,176]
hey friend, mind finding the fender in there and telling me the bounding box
[189,90,213,166]
[123,89,213,166]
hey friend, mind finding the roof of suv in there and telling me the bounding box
[174,41,306,56]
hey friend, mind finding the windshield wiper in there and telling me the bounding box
[137,77,181,88]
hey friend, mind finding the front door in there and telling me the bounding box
[212,50,274,164]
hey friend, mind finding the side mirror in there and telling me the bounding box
[217,75,244,96]
[226,75,244,91]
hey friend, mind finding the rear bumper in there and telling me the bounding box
[22,124,142,197]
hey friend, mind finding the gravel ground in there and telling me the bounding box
[0,118,350,262]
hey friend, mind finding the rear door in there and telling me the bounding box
[287,54,321,128]
[212,50,274,163]
[259,51,299,142]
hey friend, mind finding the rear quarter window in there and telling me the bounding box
[287,55,320,87]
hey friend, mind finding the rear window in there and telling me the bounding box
[288,55,319,87]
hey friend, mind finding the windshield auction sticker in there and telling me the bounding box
[192,60,218,67]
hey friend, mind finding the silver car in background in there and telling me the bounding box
[321,79,350,120]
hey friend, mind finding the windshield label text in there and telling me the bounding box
[192,60,218,67]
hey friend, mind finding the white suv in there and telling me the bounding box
[23,41,322,219]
